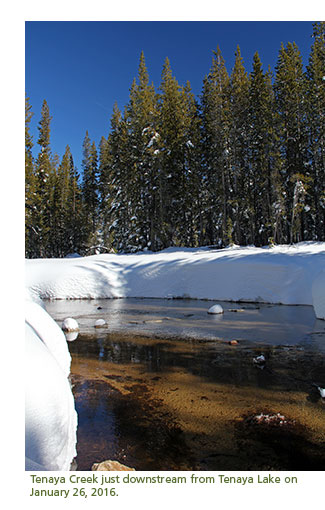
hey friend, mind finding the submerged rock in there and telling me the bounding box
[62,318,79,332]
[92,460,135,471]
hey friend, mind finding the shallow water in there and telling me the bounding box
[45,299,325,471]
[45,298,325,350]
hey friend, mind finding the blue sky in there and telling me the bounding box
[26,21,316,172]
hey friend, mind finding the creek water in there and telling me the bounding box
[45,298,325,471]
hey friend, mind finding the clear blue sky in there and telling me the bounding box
[25,21,316,173]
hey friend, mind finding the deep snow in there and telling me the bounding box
[25,297,77,471]
[26,242,325,318]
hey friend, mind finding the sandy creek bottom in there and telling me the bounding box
[45,299,325,471]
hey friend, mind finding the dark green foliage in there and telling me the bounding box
[25,96,36,255]
[305,22,325,241]
[26,25,325,257]
[200,46,231,246]
[274,42,308,243]
[81,133,99,249]
[32,99,53,257]
[158,57,198,248]
[247,53,282,246]
[25,101,86,258]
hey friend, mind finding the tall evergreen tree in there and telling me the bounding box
[158,57,190,247]
[248,52,282,245]
[25,96,36,256]
[98,135,113,250]
[33,99,54,257]
[50,146,70,256]
[200,46,231,246]
[180,81,202,246]
[107,103,134,251]
[229,46,250,245]
[126,51,161,250]
[82,132,99,250]
[274,42,308,243]
[305,21,325,240]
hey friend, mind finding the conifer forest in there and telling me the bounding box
[25,22,325,258]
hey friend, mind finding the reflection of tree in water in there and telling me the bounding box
[71,334,169,372]
[70,333,325,390]
[72,376,193,471]
[70,333,325,471]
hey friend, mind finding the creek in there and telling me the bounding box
[45,298,325,470]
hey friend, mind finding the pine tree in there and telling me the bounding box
[229,46,250,245]
[158,57,191,247]
[265,67,286,245]
[274,42,308,243]
[67,154,85,254]
[200,46,231,246]
[126,51,161,251]
[81,132,99,251]
[248,52,281,246]
[107,103,134,251]
[180,81,202,246]
[305,22,325,240]
[53,146,74,256]
[33,99,54,257]
[98,135,113,250]
[25,96,36,256]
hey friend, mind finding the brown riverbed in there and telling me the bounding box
[68,330,325,471]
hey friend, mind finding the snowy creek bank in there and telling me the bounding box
[26,242,325,319]
[25,242,325,471]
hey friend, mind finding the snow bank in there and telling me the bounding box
[25,297,77,470]
[26,243,325,315]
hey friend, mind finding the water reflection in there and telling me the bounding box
[45,298,325,352]
[65,331,79,342]
[69,329,325,471]
[44,298,325,470]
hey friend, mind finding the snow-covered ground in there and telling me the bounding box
[26,242,325,318]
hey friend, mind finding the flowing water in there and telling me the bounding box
[45,298,325,471]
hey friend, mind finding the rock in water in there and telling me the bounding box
[62,318,79,332]
[253,354,266,365]
[94,319,106,328]
[92,460,135,471]
[207,304,224,315]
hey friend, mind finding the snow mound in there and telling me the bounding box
[26,242,325,316]
[25,300,77,470]
[94,318,106,328]
[62,317,79,332]
[208,304,224,314]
